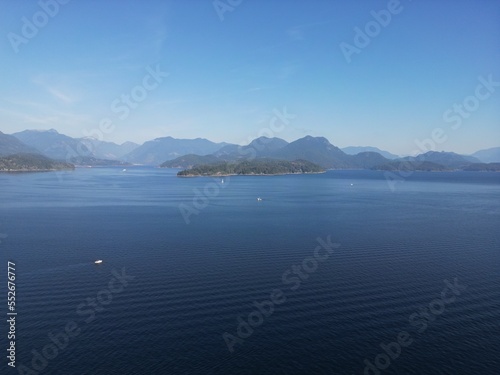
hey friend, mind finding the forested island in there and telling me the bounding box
[176,159,324,176]
[69,156,131,167]
[0,153,74,172]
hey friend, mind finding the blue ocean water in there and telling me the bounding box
[0,168,499,374]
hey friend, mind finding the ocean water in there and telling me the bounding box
[0,168,499,375]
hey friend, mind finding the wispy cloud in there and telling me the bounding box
[32,75,79,104]
[287,27,306,41]
[0,108,55,126]
[136,13,169,62]
[0,106,91,129]
[278,62,301,81]
[151,22,168,57]
[47,87,74,104]
[286,20,331,42]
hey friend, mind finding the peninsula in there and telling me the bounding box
[0,154,74,172]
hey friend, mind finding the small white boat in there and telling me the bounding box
[257,197,262,201]
[94,260,103,264]
[122,169,127,172]
[221,179,224,184]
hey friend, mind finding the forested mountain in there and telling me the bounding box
[0,153,74,172]
[0,131,40,156]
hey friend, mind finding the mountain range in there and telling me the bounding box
[0,131,40,156]
[11,129,139,162]
[1,129,499,171]
[0,153,74,172]
[161,136,493,171]
[471,147,500,164]
[122,136,230,165]
[341,146,399,159]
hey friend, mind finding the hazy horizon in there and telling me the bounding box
[6,126,500,158]
[1,0,499,155]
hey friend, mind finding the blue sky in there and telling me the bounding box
[0,0,498,155]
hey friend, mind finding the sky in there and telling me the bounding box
[0,0,499,155]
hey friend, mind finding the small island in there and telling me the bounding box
[69,156,131,167]
[0,153,74,172]
[176,159,325,177]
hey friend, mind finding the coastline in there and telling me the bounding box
[0,168,74,173]
[177,171,326,178]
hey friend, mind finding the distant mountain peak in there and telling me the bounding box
[400,150,480,168]
[123,136,230,164]
[248,136,288,147]
[23,128,59,134]
[471,146,500,163]
[423,150,458,156]
[295,135,331,144]
[342,146,399,160]
[252,136,273,142]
